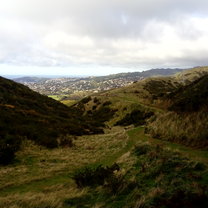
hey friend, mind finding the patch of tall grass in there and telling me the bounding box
[146,109,208,149]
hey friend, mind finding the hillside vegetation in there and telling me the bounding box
[147,74,208,149]
[76,66,208,149]
[0,67,208,207]
[0,127,207,208]
[0,77,112,164]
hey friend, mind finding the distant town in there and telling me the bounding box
[13,68,184,101]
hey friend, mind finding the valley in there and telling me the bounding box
[0,66,208,208]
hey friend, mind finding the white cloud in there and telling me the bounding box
[0,0,208,75]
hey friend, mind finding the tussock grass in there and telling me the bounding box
[0,127,130,207]
[147,109,208,149]
[174,66,208,84]
[0,127,207,208]
[63,141,208,208]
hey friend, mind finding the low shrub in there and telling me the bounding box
[80,96,92,104]
[57,135,75,147]
[116,109,154,126]
[132,143,208,208]
[103,101,112,106]
[134,143,151,156]
[93,97,99,103]
[0,134,21,165]
[73,163,120,188]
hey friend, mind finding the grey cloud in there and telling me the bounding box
[5,0,208,38]
[1,0,208,71]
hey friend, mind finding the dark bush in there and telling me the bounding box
[80,96,92,104]
[86,106,117,127]
[73,163,120,188]
[93,97,99,103]
[92,105,97,110]
[103,101,112,106]
[134,144,151,156]
[87,110,92,114]
[58,135,75,147]
[0,134,21,165]
[116,109,154,126]
[153,190,208,208]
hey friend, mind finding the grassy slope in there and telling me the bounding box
[77,67,208,149]
[1,67,208,207]
[1,127,207,208]
[0,76,108,150]
[147,74,208,149]
[0,127,130,206]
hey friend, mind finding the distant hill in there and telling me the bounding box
[13,76,49,83]
[104,68,184,79]
[12,68,185,101]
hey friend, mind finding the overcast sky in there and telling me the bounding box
[0,0,208,76]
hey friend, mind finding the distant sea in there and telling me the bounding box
[1,75,88,79]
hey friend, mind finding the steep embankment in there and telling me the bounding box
[147,74,208,149]
[0,77,112,164]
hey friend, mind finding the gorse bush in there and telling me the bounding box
[103,101,112,106]
[67,142,208,208]
[131,143,208,208]
[57,135,75,147]
[80,96,92,104]
[73,163,120,188]
[0,134,21,165]
[116,109,154,126]
[93,97,100,103]
[85,105,117,128]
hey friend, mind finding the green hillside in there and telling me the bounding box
[0,77,111,164]
[75,67,208,148]
[147,74,208,149]
[0,67,208,208]
[168,75,208,112]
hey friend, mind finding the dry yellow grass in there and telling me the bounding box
[147,109,208,149]
[174,66,208,84]
[0,127,130,208]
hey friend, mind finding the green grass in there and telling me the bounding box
[0,127,131,205]
[127,127,208,164]
[0,127,208,208]
[61,100,77,106]
[48,94,68,101]
[0,174,71,196]
[64,131,208,208]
